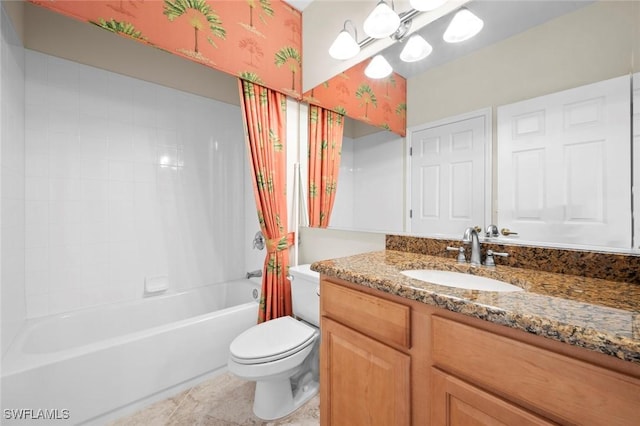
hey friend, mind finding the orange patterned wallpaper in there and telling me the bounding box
[303,59,407,137]
[29,0,302,98]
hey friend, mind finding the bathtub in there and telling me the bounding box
[1,278,261,425]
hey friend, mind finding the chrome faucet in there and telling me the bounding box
[246,269,262,279]
[463,227,482,266]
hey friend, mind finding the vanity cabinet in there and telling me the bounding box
[320,279,430,425]
[431,368,553,426]
[320,275,640,426]
[321,318,410,426]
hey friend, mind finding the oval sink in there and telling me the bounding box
[401,269,523,292]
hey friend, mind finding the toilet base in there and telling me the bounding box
[253,377,319,421]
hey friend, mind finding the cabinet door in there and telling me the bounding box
[321,317,410,426]
[431,368,554,426]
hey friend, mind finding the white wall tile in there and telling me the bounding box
[353,132,404,233]
[81,157,108,180]
[22,50,248,317]
[1,5,26,355]
[49,178,82,201]
[25,126,49,156]
[26,293,49,318]
[26,153,49,178]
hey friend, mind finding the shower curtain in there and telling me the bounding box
[308,104,345,228]
[238,79,293,322]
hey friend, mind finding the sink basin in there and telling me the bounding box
[401,269,523,292]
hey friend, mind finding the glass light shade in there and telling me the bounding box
[443,8,484,43]
[329,30,360,60]
[365,55,393,79]
[400,34,433,62]
[409,0,447,12]
[363,1,401,39]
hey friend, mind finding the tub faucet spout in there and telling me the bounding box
[246,269,262,279]
[463,227,482,266]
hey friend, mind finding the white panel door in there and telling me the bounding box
[410,114,488,237]
[498,75,631,248]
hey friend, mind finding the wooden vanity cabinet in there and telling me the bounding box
[320,275,640,426]
[431,368,554,426]
[320,278,431,425]
[321,317,411,426]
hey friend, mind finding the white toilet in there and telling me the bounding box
[228,264,320,420]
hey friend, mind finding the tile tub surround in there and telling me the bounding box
[386,234,640,284]
[311,250,640,364]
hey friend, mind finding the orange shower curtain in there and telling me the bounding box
[308,105,345,227]
[238,79,293,323]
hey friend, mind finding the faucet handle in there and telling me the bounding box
[485,224,499,238]
[484,250,509,267]
[446,246,466,264]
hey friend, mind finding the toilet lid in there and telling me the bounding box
[230,316,317,364]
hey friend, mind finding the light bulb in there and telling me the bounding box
[443,8,484,43]
[400,34,433,62]
[363,1,401,39]
[365,55,393,79]
[329,30,360,60]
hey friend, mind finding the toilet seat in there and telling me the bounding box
[230,316,317,365]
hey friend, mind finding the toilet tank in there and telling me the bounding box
[289,264,320,327]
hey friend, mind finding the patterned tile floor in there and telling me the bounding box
[109,372,320,425]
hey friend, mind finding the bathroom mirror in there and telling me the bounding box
[304,0,640,250]
[328,117,404,234]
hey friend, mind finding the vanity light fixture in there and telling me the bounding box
[409,0,447,12]
[399,34,432,62]
[443,8,484,43]
[328,20,361,60]
[363,0,401,39]
[364,54,393,79]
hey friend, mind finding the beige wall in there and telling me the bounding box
[407,1,637,127]
[22,2,239,106]
[298,227,385,265]
[3,0,24,42]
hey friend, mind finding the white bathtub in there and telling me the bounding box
[1,278,261,425]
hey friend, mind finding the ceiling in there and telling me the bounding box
[283,0,314,11]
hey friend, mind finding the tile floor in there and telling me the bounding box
[109,372,320,425]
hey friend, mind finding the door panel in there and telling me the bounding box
[410,113,488,237]
[498,75,631,248]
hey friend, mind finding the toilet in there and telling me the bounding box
[228,264,320,420]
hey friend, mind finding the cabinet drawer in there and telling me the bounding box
[321,279,410,349]
[432,316,640,425]
[431,368,554,426]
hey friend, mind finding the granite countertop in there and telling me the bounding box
[311,250,640,364]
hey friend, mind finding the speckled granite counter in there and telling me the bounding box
[311,250,640,364]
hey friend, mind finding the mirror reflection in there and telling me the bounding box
[329,118,404,233]
[306,0,640,252]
